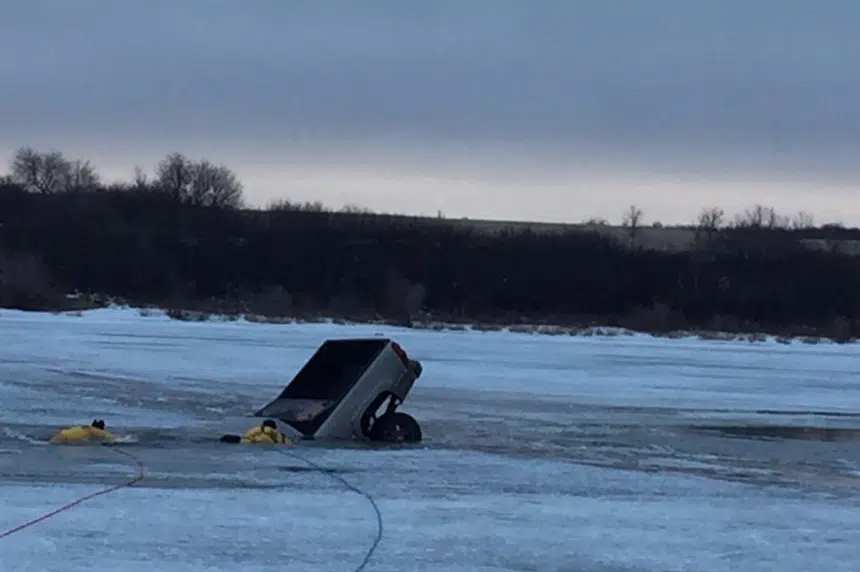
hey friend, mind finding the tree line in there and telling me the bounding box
[1,146,860,339]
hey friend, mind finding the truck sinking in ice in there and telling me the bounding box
[253,338,424,443]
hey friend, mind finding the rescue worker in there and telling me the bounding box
[220,419,291,444]
[49,419,117,444]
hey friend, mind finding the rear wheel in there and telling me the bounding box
[369,411,422,443]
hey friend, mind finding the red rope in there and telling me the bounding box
[0,446,144,540]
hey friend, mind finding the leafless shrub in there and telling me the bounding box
[165,308,211,322]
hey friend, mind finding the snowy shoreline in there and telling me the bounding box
[8,302,854,347]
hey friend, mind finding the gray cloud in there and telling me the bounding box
[2,0,859,200]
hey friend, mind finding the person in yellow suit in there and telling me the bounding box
[49,419,117,444]
[220,419,292,444]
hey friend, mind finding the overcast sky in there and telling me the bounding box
[1,1,858,224]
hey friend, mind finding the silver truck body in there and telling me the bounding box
[253,338,422,442]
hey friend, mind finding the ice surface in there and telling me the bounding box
[0,308,858,571]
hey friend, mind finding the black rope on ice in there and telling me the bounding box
[274,448,384,572]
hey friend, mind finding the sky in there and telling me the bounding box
[1,0,859,225]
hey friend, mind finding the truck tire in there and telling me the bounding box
[369,411,422,443]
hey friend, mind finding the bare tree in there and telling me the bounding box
[694,206,724,246]
[132,165,149,190]
[154,153,243,208]
[10,147,40,191]
[65,160,100,190]
[187,160,244,208]
[697,206,725,230]
[155,152,194,201]
[621,205,644,246]
[734,204,788,229]
[32,151,69,193]
[765,208,789,228]
[733,205,765,228]
[10,146,72,194]
[791,211,815,229]
[622,205,644,228]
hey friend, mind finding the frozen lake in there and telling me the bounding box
[0,308,858,571]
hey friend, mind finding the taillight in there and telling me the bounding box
[391,342,409,365]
